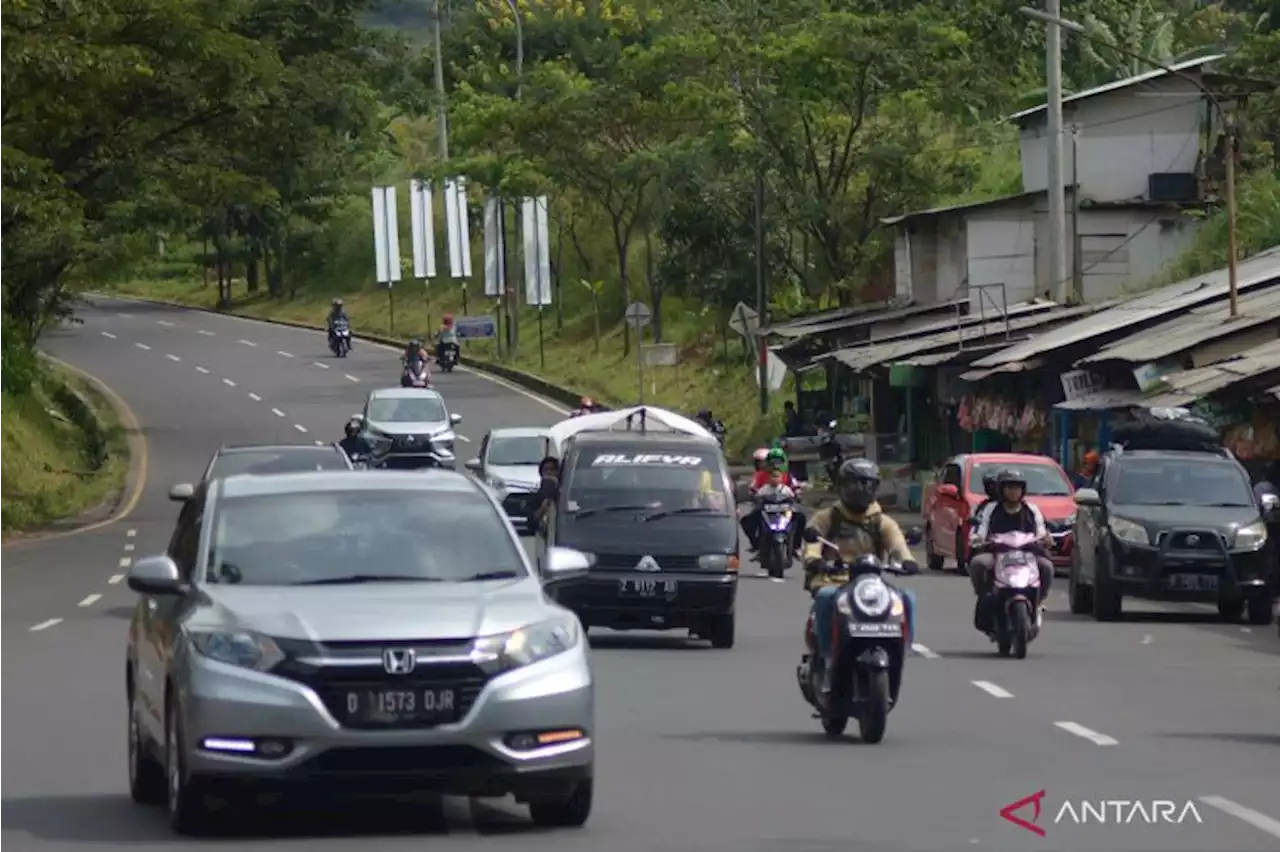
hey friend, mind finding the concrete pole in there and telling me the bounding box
[1045,0,1069,303]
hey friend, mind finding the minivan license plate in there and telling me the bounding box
[1167,573,1217,591]
[343,688,456,725]
[619,578,677,598]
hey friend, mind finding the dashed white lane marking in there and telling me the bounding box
[971,680,1014,699]
[313,361,330,370]
[345,374,359,382]
[198,329,215,336]
[1240,627,1252,633]
[109,574,124,584]
[165,353,181,362]
[1141,634,1153,645]
[277,350,294,358]
[100,331,117,339]
[78,594,102,607]
[271,408,286,418]
[123,544,134,552]
[1199,796,1280,840]
[134,342,151,350]
[195,366,210,374]
[127,528,136,537]
[158,320,175,327]
[239,339,257,347]
[315,440,326,446]
[293,423,308,433]
[222,378,237,387]
[456,435,471,443]
[248,392,262,402]
[119,557,132,568]
[911,643,941,659]
[30,619,63,632]
[1054,721,1118,746]
[117,312,132,318]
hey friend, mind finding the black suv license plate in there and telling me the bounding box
[619,578,677,598]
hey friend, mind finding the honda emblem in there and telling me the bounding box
[382,648,417,675]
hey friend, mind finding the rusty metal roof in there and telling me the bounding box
[968,246,1280,370]
[770,300,961,339]
[1010,55,1224,122]
[1075,282,1280,366]
[1143,338,1280,407]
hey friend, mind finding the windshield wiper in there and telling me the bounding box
[293,574,443,586]
[1200,501,1253,507]
[572,504,653,518]
[458,570,521,581]
[642,506,728,522]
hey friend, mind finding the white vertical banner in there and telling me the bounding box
[409,179,437,280]
[522,196,552,306]
[371,186,401,285]
[444,177,473,279]
[483,196,504,297]
[457,179,473,277]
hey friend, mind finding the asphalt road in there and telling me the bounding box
[3,296,1279,852]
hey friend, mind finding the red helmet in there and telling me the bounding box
[442,313,454,326]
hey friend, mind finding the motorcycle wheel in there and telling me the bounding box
[821,712,848,738]
[765,540,784,579]
[1011,601,1031,660]
[858,669,890,744]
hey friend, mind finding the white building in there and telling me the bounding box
[887,57,1229,309]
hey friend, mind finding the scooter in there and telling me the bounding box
[976,530,1043,659]
[796,527,912,744]
[758,497,797,580]
[401,359,431,388]
[817,419,843,484]
[438,342,459,372]
[329,320,352,357]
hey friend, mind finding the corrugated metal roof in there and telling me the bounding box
[1010,55,1223,122]
[771,300,961,339]
[969,245,1280,370]
[1052,390,1147,411]
[896,342,1013,367]
[1143,339,1280,407]
[881,189,1042,227]
[1075,283,1280,366]
[761,302,891,337]
[828,303,1102,373]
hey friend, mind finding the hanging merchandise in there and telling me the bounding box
[957,396,973,432]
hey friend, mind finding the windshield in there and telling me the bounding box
[1111,458,1255,507]
[564,448,730,515]
[205,490,525,585]
[209,451,347,478]
[487,436,546,466]
[969,462,1071,496]
[367,396,445,423]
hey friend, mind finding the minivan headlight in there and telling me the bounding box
[1234,521,1268,550]
[187,630,284,672]
[1110,517,1150,545]
[472,615,581,673]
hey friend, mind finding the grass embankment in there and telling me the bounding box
[1,361,130,534]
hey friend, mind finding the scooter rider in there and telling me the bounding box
[741,448,806,558]
[972,473,1000,519]
[327,299,350,347]
[338,417,372,461]
[802,458,919,695]
[967,467,1054,619]
[435,314,459,362]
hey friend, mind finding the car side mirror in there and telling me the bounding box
[168,483,194,503]
[450,413,463,426]
[542,546,591,583]
[937,484,959,500]
[127,555,188,596]
[464,457,482,472]
[1074,487,1101,507]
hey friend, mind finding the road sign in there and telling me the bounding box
[642,343,679,366]
[455,315,497,339]
[624,301,652,329]
[728,301,759,338]
[408,179,436,280]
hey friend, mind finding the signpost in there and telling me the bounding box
[522,196,551,368]
[409,179,437,329]
[444,177,472,313]
[642,343,679,400]
[624,301,652,404]
[455,315,497,340]
[371,185,401,333]
[483,196,505,357]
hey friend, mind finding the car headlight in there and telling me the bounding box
[837,576,892,618]
[187,630,284,672]
[1234,520,1268,550]
[1110,517,1150,545]
[471,615,581,673]
[697,554,739,571]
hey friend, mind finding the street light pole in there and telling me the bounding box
[1019,7,1240,317]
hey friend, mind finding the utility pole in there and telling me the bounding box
[1045,0,1069,303]
[506,0,524,354]
[754,167,768,415]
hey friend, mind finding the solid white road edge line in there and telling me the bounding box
[30,618,62,632]
[78,594,102,607]
[911,643,941,659]
[971,680,1014,698]
[1053,721,1118,746]
[1199,796,1280,840]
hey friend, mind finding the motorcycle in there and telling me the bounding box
[817,419,844,485]
[757,486,805,579]
[329,320,352,357]
[401,359,431,388]
[796,527,910,744]
[438,342,459,372]
[976,530,1043,659]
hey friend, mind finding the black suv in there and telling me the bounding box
[1070,442,1277,624]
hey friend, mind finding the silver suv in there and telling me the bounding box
[125,470,594,834]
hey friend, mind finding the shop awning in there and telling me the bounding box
[960,359,1044,381]
[1141,339,1280,407]
[1053,390,1148,411]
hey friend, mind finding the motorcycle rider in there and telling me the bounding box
[695,408,726,443]
[972,473,1000,518]
[435,313,460,363]
[802,457,919,695]
[327,299,350,349]
[967,467,1054,623]
[338,417,372,461]
[741,448,806,563]
[570,396,598,418]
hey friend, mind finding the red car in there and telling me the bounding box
[921,453,1077,574]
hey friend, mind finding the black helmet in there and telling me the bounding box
[344,417,361,438]
[995,467,1026,486]
[982,473,999,499]
[850,554,883,576]
[696,408,712,421]
[837,458,880,510]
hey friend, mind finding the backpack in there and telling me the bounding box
[826,506,886,559]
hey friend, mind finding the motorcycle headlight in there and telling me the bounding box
[471,615,581,674]
[186,630,284,672]
[1234,520,1268,550]
[838,577,892,618]
[1110,517,1150,546]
